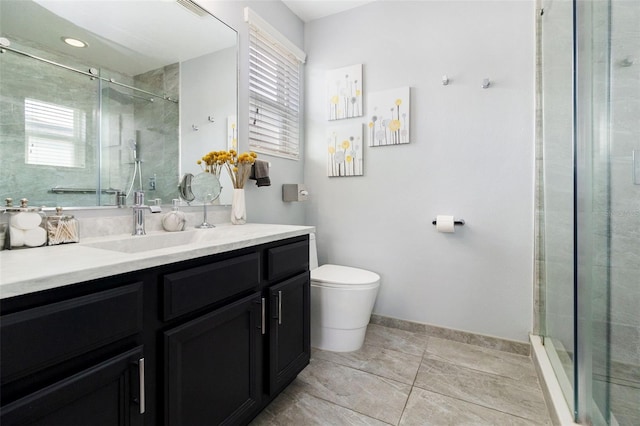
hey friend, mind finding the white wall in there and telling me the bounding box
[181,48,236,204]
[304,1,536,342]
[199,0,307,224]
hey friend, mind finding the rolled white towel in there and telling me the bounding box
[10,226,26,247]
[11,212,43,230]
[24,227,47,247]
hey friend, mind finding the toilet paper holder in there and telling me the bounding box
[431,218,465,226]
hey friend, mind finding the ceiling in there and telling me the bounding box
[281,0,376,22]
[1,0,236,76]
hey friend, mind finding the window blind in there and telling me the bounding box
[246,8,305,160]
[24,98,86,168]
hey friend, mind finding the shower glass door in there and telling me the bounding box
[542,0,639,424]
[578,0,640,424]
[540,0,576,414]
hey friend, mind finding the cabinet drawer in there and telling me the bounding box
[0,282,143,383]
[1,346,144,426]
[162,252,260,321]
[266,239,309,281]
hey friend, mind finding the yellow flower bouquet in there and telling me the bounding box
[198,150,257,189]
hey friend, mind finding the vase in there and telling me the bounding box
[231,188,246,225]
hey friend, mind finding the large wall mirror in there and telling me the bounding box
[0,0,238,208]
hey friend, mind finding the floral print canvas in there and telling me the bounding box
[367,87,410,146]
[327,64,363,120]
[327,124,363,177]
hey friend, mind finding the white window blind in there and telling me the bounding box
[245,8,305,160]
[24,98,86,168]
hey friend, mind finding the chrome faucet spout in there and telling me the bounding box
[132,191,161,236]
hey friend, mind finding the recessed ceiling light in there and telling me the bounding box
[61,37,88,48]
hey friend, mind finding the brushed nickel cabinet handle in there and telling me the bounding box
[261,297,266,335]
[139,358,145,414]
[278,290,282,325]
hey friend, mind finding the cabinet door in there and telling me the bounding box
[164,292,263,426]
[269,272,310,394]
[0,346,144,426]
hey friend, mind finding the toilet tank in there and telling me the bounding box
[309,233,318,270]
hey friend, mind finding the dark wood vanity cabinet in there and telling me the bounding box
[1,346,145,426]
[164,292,264,426]
[0,282,145,426]
[267,273,310,395]
[264,240,311,396]
[161,251,263,426]
[0,234,310,426]
[162,237,310,425]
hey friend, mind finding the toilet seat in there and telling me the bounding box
[311,264,380,288]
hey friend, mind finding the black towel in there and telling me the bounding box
[250,159,271,187]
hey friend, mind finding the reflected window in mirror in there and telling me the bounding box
[25,98,87,168]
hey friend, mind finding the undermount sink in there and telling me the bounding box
[83,230,200,253]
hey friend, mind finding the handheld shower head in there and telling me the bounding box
[128,139,138,161]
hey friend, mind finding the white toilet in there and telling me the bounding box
[309,233,380,352]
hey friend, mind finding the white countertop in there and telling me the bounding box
[0,223,314,299]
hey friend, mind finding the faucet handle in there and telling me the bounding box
[134,191,145,206]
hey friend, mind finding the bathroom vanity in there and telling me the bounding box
[0,224,313,425]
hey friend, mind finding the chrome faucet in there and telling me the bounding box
[132,191,161,236]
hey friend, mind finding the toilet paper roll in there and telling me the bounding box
[436,215,455,233]
[10,226,26,247]
[11,212,43,230]
[24,227,47,247]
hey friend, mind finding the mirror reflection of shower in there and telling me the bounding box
[126,134,143,200]
[100,77,178,207]
[0,0,238,208]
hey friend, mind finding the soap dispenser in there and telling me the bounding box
[161,199,186,232]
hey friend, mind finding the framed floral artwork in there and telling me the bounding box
[367,87,410,146]
[327,64,363,120]
[327,124,363,177]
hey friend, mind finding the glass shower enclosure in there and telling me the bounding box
[539,0,639,424]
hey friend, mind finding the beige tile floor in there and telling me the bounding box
[252,324,552,425]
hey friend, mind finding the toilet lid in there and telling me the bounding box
[311,264,380,287]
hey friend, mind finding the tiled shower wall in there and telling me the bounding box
[100,63,180,206]
[130,64,180,204]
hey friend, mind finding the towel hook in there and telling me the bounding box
[482,78,491,89]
